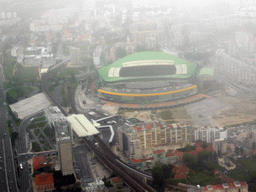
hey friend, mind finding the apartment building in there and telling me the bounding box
[215,49,256,85]
[213,138,227,155]
[135,122,191,149]
[191,126,227,143]
[70,46,81,66]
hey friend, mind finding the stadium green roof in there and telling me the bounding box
[98,51,198,82]
[198,67,214,76]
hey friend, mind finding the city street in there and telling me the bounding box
[0,74,18,191]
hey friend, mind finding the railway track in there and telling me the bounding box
[42,68,156,192]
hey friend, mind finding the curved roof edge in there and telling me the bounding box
[98,51,198,82]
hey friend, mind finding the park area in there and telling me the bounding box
[15,66,39,81]
[28,115,55,152]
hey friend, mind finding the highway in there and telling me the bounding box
[0,76,19,192]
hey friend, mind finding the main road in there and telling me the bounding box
[0,72,19,191]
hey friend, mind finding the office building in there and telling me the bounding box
[45,106,74,175]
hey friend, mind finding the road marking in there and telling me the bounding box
[2,139,10,192]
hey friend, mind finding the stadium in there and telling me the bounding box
[97,51,201,107]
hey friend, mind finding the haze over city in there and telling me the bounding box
[1,0,256,192]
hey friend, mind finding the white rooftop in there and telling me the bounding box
[67,114,99,137]
[9,93,51,119]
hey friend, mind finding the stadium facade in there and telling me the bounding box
[98,51,199,105]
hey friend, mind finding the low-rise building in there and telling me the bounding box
[85,179,105,192]
[35,173,55,192]
[110,177,123,189]
[130,157,154,170]
[218,157,236,170]
[172,164,189,180]
[33,156,52,170]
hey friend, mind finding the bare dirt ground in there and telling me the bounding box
[213,94,256,127]
[112,93,256,128]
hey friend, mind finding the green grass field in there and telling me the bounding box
[7,89,18,98]
[43,127,53,137]
[16,67,38,81]
[33,116,46,123]
[227,166,251,182]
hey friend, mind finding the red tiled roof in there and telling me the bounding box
[173,164,189,180]
[173,164,189,174]
[111,177,122,183]
[166,151,175,157]
[174,172,187,180]
[205,146,214,153]
[131,157,154,164]
[35,173,54,186]
[33,156,46,170]
[174,150,183,157]
[153,150,165,154]
[135,126,142,131]
[204,182,248,191]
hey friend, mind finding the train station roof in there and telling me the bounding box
[67,114,99,137]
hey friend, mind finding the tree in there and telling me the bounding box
[43,165,53,173]
[182,153,197,165]
[252,142,256,150]
[151,162,165,192]
[198,151,210,162]
[184,144,195,152]
[162,164,174,179]
[11,132,19,144]
[201,143,208,149]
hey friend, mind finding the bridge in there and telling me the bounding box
[17,150,57,157]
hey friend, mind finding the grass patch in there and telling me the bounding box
[40,140,46,145]
[35,121,47,128]
[34,129,40,136]
[227,166,251,182]
[7,89,18,98]
[34,116,46,123]
[28,123,36,129]
[187,170,223,186]
[45,143,50,149]
[43,127,53,137]
[3,54,16,80]
[32,142,41,152]
[22,86,34,95]
[16,67,38,82]
[239,158,256,171]
[38,134,44,139]
[158,109,175,123]
[43,146,49,151]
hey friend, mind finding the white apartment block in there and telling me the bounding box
[192,126,227,143]
[215,49,256,85]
